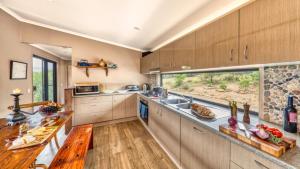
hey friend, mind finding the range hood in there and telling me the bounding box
[149,68,160,74]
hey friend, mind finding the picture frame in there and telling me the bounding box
[10,60,27,80]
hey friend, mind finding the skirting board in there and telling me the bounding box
[138,117,182,169]
[73,116,138,127]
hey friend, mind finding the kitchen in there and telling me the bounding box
[1,0,300,169]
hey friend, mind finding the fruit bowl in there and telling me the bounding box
[39,101,63,115]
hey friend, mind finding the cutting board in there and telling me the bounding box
[219,124,296,157]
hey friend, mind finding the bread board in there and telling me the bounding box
[219,123,296,157]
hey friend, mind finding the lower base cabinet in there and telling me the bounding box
[231,143,284,169]
[148,102,180,164]
[181,117,230,169]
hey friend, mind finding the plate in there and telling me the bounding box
[191,109,215,119]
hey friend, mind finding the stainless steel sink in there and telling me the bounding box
[163,98,188,104]
[176,103,192,109]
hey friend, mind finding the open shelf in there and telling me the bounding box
[76,65,109,77]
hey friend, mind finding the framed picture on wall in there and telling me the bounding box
[10,60,27,80]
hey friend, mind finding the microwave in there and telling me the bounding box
[74,82,100,95]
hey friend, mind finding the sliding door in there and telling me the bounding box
[33,56,57,102]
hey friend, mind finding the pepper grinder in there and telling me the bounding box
[243,103,250,124]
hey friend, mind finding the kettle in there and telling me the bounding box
[142,83,150,93]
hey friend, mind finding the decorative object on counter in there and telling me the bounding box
[219,123,296,157]
[283,95,298,133]
[191,103,215,119]
[76,58,117,77]
[77,59,91,66]
[243,103,250,124]
[142,83,150,93]
[228,101,237,127]
[7,89,27,126]
[10,60,27,80]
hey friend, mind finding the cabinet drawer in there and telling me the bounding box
[75,110,112,125]
[75,96,112,104]
[75,101,112,115]
[231,143,284,169]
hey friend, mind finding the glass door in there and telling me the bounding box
[33,56,57,102]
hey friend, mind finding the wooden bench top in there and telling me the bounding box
[49,124,93,169]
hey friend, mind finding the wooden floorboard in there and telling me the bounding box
[85,120,178,169]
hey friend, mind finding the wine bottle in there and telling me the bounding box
[283,95,298,133]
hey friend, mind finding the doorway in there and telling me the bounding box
[32,55,57,102]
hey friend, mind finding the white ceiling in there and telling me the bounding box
[0,0,251,51]
[31,43,72,60]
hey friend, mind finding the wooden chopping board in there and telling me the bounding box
[219,124,296,157]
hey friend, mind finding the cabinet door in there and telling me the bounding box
[113,95,127,119]
[140,56,147,73]
[159,43,174,72]
[181,117,230,169]
[160,107,180,163]
[151,50,160,69]
[239,0,300,64]
[125,94,137,117]
[173,32,195,70]
[74,96,113,125]
[212,11,239,67]
[148,101,160,137]
[195,24,214,68]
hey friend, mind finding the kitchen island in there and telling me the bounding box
[137,93,300,169]
[0,111,73,169]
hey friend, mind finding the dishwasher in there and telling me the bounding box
[139,98,148,125]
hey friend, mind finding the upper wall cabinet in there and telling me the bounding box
[239,0,300,65]
[212,11,239,67]
[159,43,174,72]
[140,50,160,74]
[173,32,195,70]
[195,11,239,69]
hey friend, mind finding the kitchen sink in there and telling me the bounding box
[176,103,192,109]
[163,98,188,104]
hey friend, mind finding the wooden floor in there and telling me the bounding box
[85,120,178,169]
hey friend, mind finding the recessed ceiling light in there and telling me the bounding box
[133,26,141,31]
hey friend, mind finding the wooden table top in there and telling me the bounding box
[0,111,73,169]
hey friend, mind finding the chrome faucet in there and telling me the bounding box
[181,94,193,104]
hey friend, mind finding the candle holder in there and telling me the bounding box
[7,93,26,126]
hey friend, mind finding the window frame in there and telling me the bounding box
[160,68,260,115]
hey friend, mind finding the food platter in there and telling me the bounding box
[191,109,215,119]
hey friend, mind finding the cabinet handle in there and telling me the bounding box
[230,49,234,61]
[244,45,248,60]
[193,126,206,133]
[254,160,269,169]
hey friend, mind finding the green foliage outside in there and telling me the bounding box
[33,72,43,102]
[174,74,187,87]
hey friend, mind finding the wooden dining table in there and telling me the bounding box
[0,111,73,169]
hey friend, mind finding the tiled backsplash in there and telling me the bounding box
[262,64,300,131]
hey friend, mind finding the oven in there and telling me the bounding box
[74,82,100,95]
[139,98,148,125]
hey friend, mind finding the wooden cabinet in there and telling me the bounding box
[113,95,127,119]
[125,93,137,117]
[74,96,113,125]
[140,50,159,73]
[212,11,239,67]
[231,143,284,169]
[195,24,214,68]
[148,102,180,164]
[113,94,137,119]
[195,11,239,69]
[239,0,300,65]
[159,43,174,71]
[173,32,195,70]
[159,107,180,163]
[181,117,230,169]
